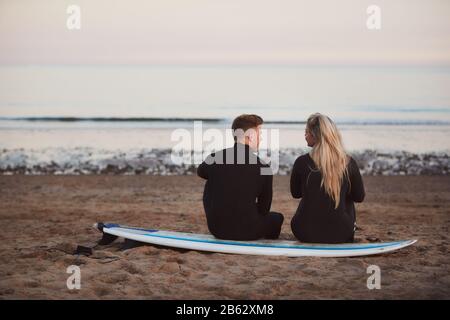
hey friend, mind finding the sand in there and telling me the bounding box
[0,175,449,299]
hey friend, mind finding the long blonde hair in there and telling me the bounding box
[307,113,349,209]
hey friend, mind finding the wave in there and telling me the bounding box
[0,117,449,126]
[0,116,225,123]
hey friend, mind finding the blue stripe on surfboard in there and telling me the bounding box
[104,223,158,233]
[106,225,411,251]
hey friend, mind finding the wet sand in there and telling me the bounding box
[0,175,449,299]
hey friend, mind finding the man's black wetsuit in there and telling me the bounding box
[197,143,284,241]
[290,153,365,243]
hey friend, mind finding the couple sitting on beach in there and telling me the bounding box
[197,113,365,244]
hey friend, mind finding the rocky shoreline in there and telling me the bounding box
[0,147,448,176]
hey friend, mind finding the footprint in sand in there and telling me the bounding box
[158,262,180,273]
[120,261,144,275]
[94,285,112,297]
[97,273,130,284]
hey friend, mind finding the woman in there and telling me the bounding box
[290,113,365,243]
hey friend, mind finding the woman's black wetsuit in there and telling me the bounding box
[290,154,365,243]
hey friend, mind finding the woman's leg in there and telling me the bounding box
[290,213,303,241]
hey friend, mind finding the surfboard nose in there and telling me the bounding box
[93,222,105,232]
[94,222,118,245]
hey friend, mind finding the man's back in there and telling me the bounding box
[197,143,273,240]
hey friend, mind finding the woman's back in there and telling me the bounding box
[290,153,365,243]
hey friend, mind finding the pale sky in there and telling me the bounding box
[1,0,449,65]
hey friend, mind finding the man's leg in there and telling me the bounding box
[263,212,284,239]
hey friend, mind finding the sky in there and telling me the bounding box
[1,0,449,66]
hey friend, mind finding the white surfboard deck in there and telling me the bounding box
[96,223,417,257]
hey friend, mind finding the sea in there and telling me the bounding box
[0,65,449,175]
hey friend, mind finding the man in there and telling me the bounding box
[197,114,284,241]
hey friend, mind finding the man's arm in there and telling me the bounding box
[197,154,214,180]
[197,160,209,180]
[257,171,273,215]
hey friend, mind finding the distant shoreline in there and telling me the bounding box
[0,148,447,176]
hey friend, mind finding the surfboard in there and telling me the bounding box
[94,222,417,257]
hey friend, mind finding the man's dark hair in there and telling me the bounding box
[231,114,264,142]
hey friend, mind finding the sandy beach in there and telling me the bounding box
[0,175,449,299]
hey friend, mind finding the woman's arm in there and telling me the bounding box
[348,158,365,202]
[290,157,302,199]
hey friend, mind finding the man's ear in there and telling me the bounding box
[245,127,258,142]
